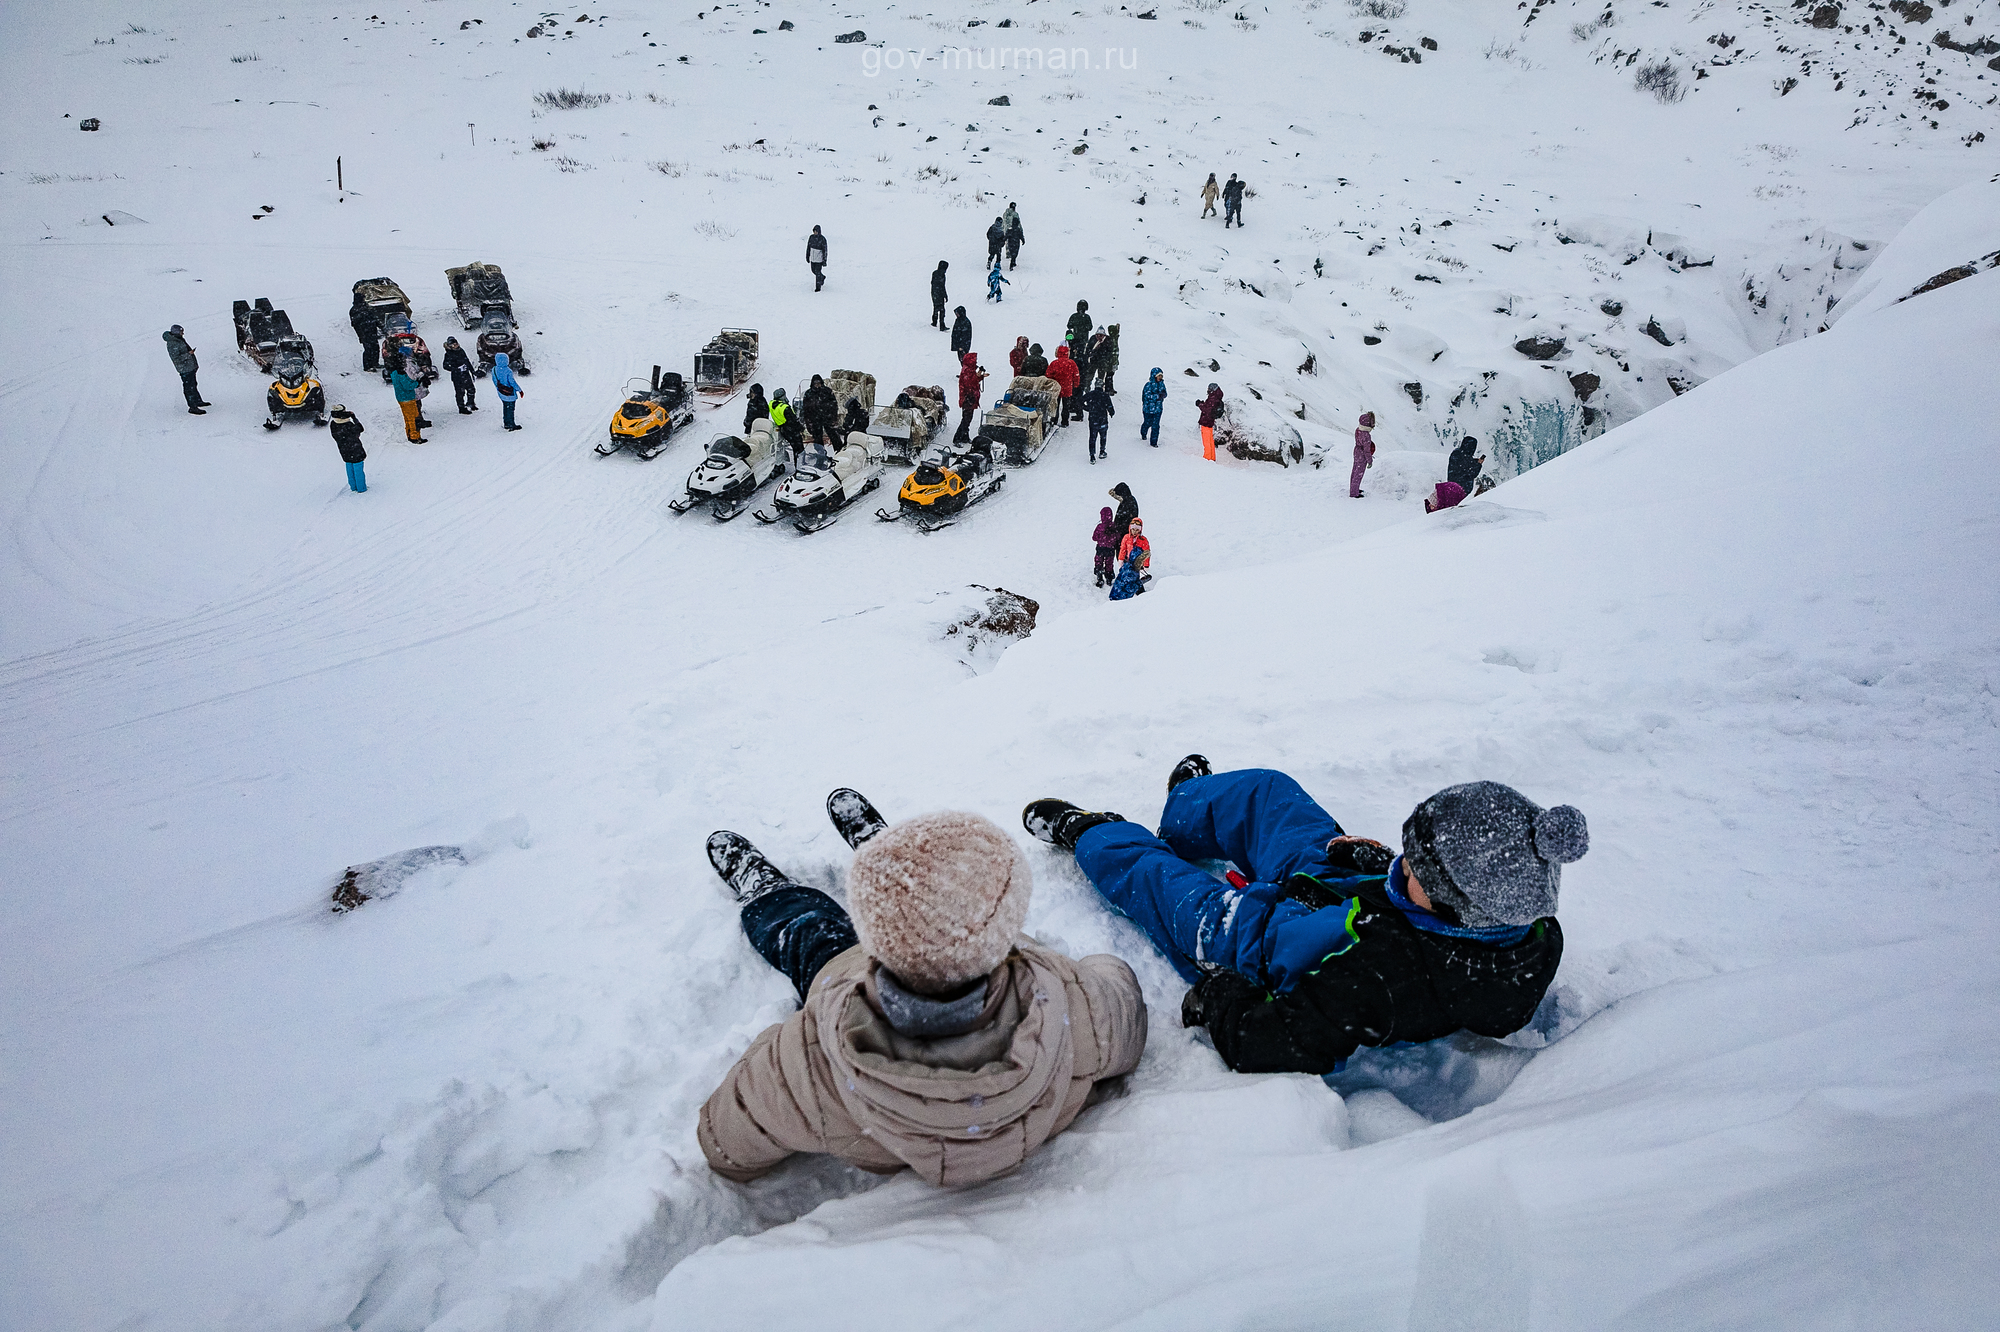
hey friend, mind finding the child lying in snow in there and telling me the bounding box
[698,793,1147,1188]
[1023,761,1587,1075]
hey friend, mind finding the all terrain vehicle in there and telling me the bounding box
[668,420,787,520]
[693,328,759,397]
[263,336,326,430]
[878,437,1006,533]
[599,365,694,460]
[755,431,887,533]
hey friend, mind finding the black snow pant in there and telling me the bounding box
[451,371,477,412]
[932,298,947,330]
[1225,200,1243,228]
[1006,238,1021,270]
[1060,395,1076,428]
[740,884,860,1006]
[1089,420,1108,459]
[987,241,1003,268]
[1094,547,1117,586]
[179,370,203,409]
[954,405,975,444]
[356,331,379,372]
[811,261,825,291]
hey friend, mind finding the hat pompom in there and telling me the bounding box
[1534,805,1589,864]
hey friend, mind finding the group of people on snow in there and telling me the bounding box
[1200,172,1249,227]
[1092,480,1149,598]
[698,761,1587,1190]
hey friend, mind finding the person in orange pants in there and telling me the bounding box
[1197,382,1223,461]
[391,361,427,443]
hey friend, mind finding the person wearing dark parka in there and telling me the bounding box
[1448,435,1485,493]
[950,306,973,358]
[931,261,950,330]
[163,326,207,414]
[329,405,368,492]
[1065,300,1093,350]
[441,337,477,414]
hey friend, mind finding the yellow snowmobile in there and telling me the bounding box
[598,365,694,460]
[263,336,326,430]
[878,436,1006,533]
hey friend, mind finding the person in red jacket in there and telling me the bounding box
[1197,382,1224,461]
[954,352,987,444]
[1050,344,1082,427]
[1009,336,1029,377]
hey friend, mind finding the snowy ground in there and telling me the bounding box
[3,2,1998,1329]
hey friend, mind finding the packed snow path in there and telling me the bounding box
[3,2,1997,1329]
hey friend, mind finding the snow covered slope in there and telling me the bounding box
[2,2,1997,1330]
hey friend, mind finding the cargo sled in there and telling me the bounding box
[868,384,948,463]
[693,328,759,396]
[981,375,1060,466]
[232,298,301,371]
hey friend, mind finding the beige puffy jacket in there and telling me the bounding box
[698,937,1146,1188]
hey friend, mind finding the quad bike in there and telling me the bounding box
[668,420,787,520]
[232,297,300,371]
[263,336,326,430]
[754,431,887,534]
[599,365,694,460]
[693,328,759,398]
[878,436,1006,533]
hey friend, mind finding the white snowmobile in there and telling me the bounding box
[754,431,887,534]
[669,420,787,521]
[877,436,1007,533]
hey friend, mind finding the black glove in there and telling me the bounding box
[1325,835,1394,876]
[1180,985,1208,1029]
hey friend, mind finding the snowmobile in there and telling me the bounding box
[379,315,436,385]
[868,384,948,464]
[598,365,694,460]
[668,420,787,520]
[263,336,326,431]
[754,431,887,534]
[693,328,759,398]
[473,309,528,377]
[232,297,299,371]
[877,437,1006,533]
[981,375,1060,465]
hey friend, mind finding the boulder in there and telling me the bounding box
[1568,371,1601,402]
[942,586,1040,668]
[1514,334,1567,360]
[834,29,866,43]
[1809,4,1840,29]
[1641,316,1684,346]
[988,94,1011,105]
[1599,298,1623,316]
[1402,381,1424,407]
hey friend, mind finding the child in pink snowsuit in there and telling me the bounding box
[1349,412,1376,499]
[1092,506,1120,587]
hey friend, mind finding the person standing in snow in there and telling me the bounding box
[1200,173,1221,219]
[329,405,368,493]
[742,383,770,434]
[1109,518,1150,600]
[162,325,207,415]
[1349,411,1376,498]
[954,352,987,445]
[841,395,870,439]
[1108,481,1139,541]
[1448,435,1484,493]
[800,374,840,453]
[1065,300,1093,351]
[1198,382,1225,461]
[1020,342,1049,378]
[768,387,805,460]
[1009,336,1030,377]
[1021,763,1585,1077]
[491,352,523,431]
[806,225,828,292]
[391,358,426,442]
[950,306,973,358]
[1049,344,1082,428]
[1425,481,1467,514]
[1003,203,1025,269]
[1084,382,1115,464]
[696,794,1147,1189]
[441,337,478,414]
[1140,368,1167,447]
[1095,325,1121,396]
[987,262,1010,303]
[1222,173,1247,228]
[986,215,1007,268]
[1091,505,1120,588]
[930,261,950,331]
[348,300,381,373]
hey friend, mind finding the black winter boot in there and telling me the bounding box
[1021,800,1126,851]
[826,788,889,850]
[1166,753,1213,795]
[706,830,791,902]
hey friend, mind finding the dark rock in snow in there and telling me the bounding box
[1362,335,1382,345]
[779,19,794,30]
[1072,143,1088,155]
[1420,36,1437,50]
[1137,8,1158,17]
[1514,334,1566,360]
[834,29,866,43]
[989,95,1011,105]
[1888,0,1931,23]
[1402,381,1424,406]
[1219,420,1306,467]
[1568,371,1601,402]
[331,845,467,913]
[945,587,1040,652]
[1808,4,1840,30]
[80,118,101,131]
[1933,29,2000,56]
[1642,317,1678,347]
[1600,298,1623,317]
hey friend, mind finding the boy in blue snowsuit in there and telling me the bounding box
[1023,760,1587,1074]
[987,263,1010,303]
[1139,368,1166,447]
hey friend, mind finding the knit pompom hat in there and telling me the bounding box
[1401,781,1587,930]
[847,812,1033,994]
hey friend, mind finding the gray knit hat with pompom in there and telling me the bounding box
[1400,782,1587,930]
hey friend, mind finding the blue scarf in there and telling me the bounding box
[1385,857,1531,946]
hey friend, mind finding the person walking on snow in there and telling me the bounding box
[954,352,987,445]
[1084,382,1115,463]
[1108,481,1139,542]
[950,306,973,358]
[442,337,478,414]
[1140,368,1167,447]
[1020,342,1049,378]
[1198,382,1225,461]
[987,262,1010,303]
[1049,344,1082,428]
[329,405,368,492]
[1200,173,1221,219]
[1223,173,1247,228]
[1004,203,1025,269]
[1091,505,1120,587]
[806,225,828,292]
[986,215,1007,268]
[1021,762,1585,1076]
[391,359,426,442]
[1349,411,1376,498]
[491,352,523,431]
[930,261,950,330]
[742,384,770,435]
[1065,300,1093,351]
[696,793,1146,1188]
[1009,336,1030,377]
[1109,518,1150,600]
[163,326,207,414]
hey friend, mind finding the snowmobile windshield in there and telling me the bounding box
[482,314,512,336]
[274,352,308,384]
[619,401,657,422]
[913,464,946,485]
[709,438,751,460]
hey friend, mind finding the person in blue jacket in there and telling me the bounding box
[1021,759,1587,1075]
[491,352,524,431]
[1139,368,1166,447]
